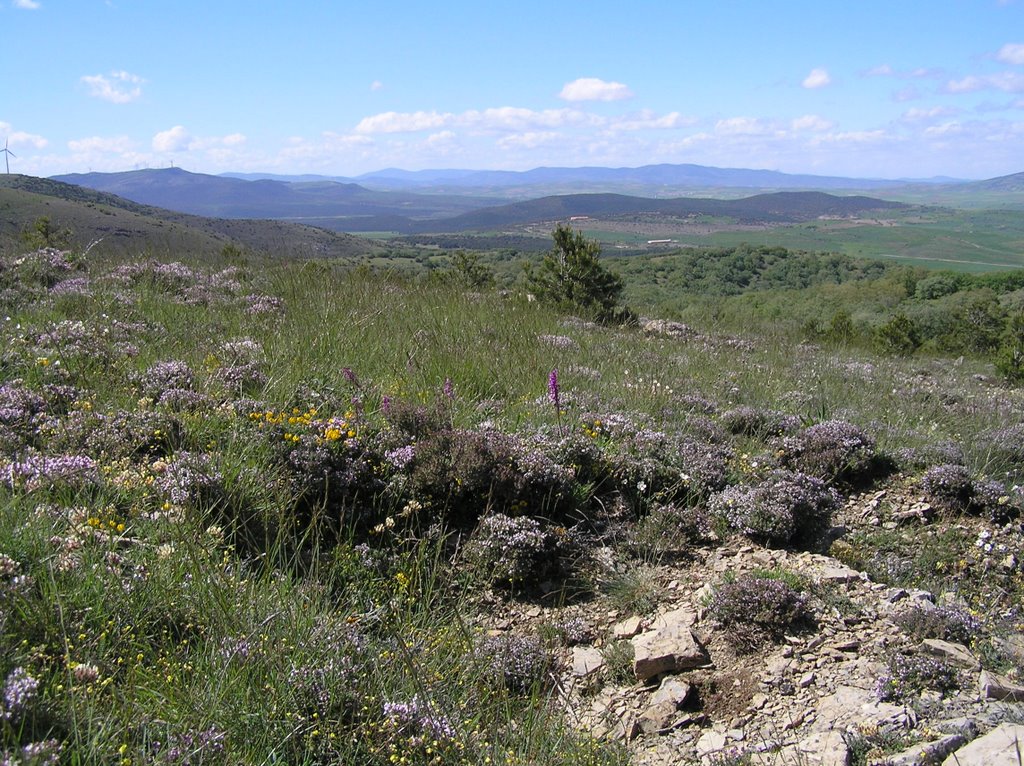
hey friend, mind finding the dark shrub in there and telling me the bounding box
[720,406,800,439]
[706,572,812,651]
[776,420,880,485]
[708,470,839,549]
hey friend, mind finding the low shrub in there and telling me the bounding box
[893,604,982,646]
[776,420,882,485]
[875,652,960,702]
[708,470,839,549]
[705,572,812,651]
[473,633,552,694]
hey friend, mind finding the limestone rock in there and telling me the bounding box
[571,646,605,677]
[814,685,915,731]
[941,724,1024,765]
[766,730,848,766]
[921,638,980,670]
[887,733,967,765]
[631,608,708,681]
[978,670,1024,702]
[613,616,643,639]
[651,677,693,707]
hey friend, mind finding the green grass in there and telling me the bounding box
[1,244,1023,764]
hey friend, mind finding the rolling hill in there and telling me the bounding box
[52,168,499,220]
[0,175,382,259]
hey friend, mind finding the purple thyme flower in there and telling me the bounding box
[2,667,40,721]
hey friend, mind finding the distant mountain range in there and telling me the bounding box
[49,166,917,234]
[224,163,966,193]
[34,164,1024,241]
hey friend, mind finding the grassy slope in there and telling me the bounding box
[0,176,383,260]
[1,247,1023,764]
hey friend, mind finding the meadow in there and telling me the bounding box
[1,241,1023,765]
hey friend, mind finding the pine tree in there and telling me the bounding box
[524,224,626,322]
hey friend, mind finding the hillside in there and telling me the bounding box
[0,174,382,259]
[0,246,1021,765]
[403,191,908,234]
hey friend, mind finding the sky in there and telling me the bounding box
[2,1,1024,181]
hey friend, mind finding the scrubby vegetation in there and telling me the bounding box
[1,233,1023,764]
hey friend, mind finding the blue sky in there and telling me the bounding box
[2,0,1023,180]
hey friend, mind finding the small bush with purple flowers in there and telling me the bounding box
[875,651,961,702]
[776,420,882,485]
[473,633,552,694]
[920,464,1017,522]
[706,572,812,651]
[708,470,839,549]
[893,604,983,646]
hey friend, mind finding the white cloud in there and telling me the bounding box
[558,77,633,102]
[370,80,383,91]
[0,123,47,149]
[81,71,144,104]
[221,133,246,146]
[901,106,958,122]
[13,0,41,9]
[791,114,835,132]
[67,135,136,154]
[354,110,449,134]
[997,43,1024,65]
[497,131,560,150]
[353,106,597,135]
[945,72,1024,93]
[802,68,832,89]
[425,130,456,146]
[152,125,192,152]
[923,121,963,137]
[609,110,692,132]
[715,117,771,135]
[866,64,893,77]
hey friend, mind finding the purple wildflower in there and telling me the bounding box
[548,368,560,409]
[443,377,454,400]
[2,667,40,721]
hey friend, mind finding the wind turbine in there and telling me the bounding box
[1,138,14,174]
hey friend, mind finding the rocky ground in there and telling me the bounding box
[474,483,1024,765]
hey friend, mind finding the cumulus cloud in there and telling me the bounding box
[426,130,456,146]
[13,0,41,9]
[802,68,832,89]
[558,77,633,102]
[81,71,144,104]
[901,106,958,122]
[945,72,1024,93]
[152,125,192,152]
[791,114,835,132]
[354,110,449,134]
[497,131,560,150]
[353,106,595,135]
[996,43,1024,65]
[370,80,384,91]
[609,110,692,132]
[715,117,771,135]
[67,135,136,154]
[0,123,47,149]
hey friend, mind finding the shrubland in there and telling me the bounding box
[1,238,1023,764]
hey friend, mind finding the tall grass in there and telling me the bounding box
[0,247,1021,764]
